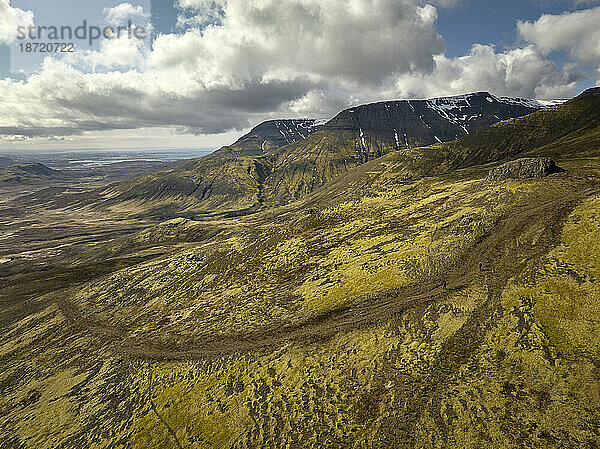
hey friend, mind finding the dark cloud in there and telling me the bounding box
[0,0,591,139]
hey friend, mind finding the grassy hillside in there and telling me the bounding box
[0,162,71,184]
[441,87,600,167]
[99,156,272,219]
[3,153,600,448]
[1,89,600,448]
[100,92,547,218]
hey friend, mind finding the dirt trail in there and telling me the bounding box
[49,180,599,361]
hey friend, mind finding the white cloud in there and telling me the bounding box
[289,89,330,116]
[0,126,238,150]
[103,2,150,24]
[429,0,465,6]
[63,4,152,72]
[0,0,448,136]
[62,35,147,72]
[0,0,34,44]
[0,0,588,140]
[518,6,600,65]
[393,44,581,99]
[166,0,446,86]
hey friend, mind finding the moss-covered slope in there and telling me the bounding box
[3,90,600,449]
[101,92,550,217]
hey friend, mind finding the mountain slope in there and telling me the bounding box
[103,92,554,217]
[8,90,600,448]
[316,92,553,150]
[3,91,600,449]
[438,87,600,168]
[97,120,325,217]
[266,87,600,214]
[99,156,271,219]
[212,119,326,157]
[260,93,560,204]
[0,162,71,184]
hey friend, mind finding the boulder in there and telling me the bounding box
[486,157,560,182]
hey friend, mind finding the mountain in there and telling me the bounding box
[214,119,327,157]
[96,120,325,218]
[9,90,600,448]
[387,86,600,180]
[0,162,71,184]
[101,92,555,217]
[261,92,560,204]
[312,92,556,151]
[0,156,14,167]
[301,87,598,200]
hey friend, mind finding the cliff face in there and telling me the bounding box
[321,92,551,150]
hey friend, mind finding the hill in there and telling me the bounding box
[2,89,599,448]
[2,89,600,448]
[101,92,553,217]
[214,119,327,157]
[0,162,71,184]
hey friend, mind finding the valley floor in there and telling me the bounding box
[1,158,600,448]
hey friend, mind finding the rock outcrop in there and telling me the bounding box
[486,158,560,182]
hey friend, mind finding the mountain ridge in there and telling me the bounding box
[213,118,328,157]
[314,87,600,196]
[3,89,600,449]
[98,91,568,217]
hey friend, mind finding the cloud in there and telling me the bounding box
[571,0,600,6]
[0,55,317,136]
[518,6,600,65]
[393,44,582,99]
[0,0,34,44]
[176,0,226,28]
[63,5,152,72]
[0,0,448,136]
[0,0,588,139]
[103,2,150,24]
[166,0,446,86]
[63,35,147,71]
[428,0,465,6]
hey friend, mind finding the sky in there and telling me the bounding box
[0,0,599,151]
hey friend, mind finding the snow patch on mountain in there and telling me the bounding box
[535,99,568,107]
[496,96,566,109]
[272,119,328,145]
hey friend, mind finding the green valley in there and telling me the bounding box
[1,89,600,449]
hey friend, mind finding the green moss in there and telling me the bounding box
[502,194,600,357]
[5,91,600,448]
